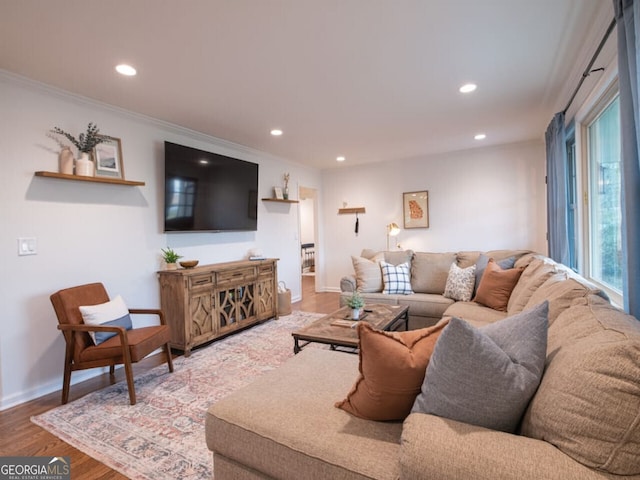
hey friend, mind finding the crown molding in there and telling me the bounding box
[0,68,310,169]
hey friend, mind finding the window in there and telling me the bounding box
[166,177,196,222]
[586,95,622,295]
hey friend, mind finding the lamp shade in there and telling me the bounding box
[386,223,401,250]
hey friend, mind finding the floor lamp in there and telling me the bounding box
[386,223,401,250]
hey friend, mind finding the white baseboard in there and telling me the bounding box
[0,367,112,411]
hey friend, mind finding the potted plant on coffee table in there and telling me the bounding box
[346,291,365,320]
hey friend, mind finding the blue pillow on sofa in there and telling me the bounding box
[411,301,548,433]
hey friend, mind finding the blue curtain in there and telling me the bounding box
[614,0,640,316]
[545,112,570,266]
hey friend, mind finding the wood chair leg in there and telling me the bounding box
[123,360,136,405]
[109,365,116,384]
[61,362,72,405]
[61,344,73,405]
[164,343,174,373]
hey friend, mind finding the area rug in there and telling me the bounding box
[32,311,325,480]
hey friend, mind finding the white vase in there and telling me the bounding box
[75,152,94,177]
[351,308,361,320]
[58,147,74,175]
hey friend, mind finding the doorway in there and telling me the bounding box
[299,186,317,297]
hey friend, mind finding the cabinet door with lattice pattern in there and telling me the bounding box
[217,284,256,334]
[190,291,216,340]
[236,284,255,322]
[257,278,276,319]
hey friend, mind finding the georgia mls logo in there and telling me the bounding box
[0,456,70,480]
[48,457,69,471]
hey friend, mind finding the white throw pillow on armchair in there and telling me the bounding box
[79,295,133,345]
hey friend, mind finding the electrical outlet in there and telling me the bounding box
[18,237,37,256]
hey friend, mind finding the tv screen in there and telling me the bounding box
[164,142,258,232]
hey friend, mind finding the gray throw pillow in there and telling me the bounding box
[474,254,516,294]
[411,301,549,433]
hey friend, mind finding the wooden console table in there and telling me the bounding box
[158,259,278,356]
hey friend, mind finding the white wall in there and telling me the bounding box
[299,197,315,245]
[319,141,548,290]
[0,72,321,409]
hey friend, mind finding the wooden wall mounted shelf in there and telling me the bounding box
[338,207,365,214]
[34,171,145,186]
[261,198,299,204]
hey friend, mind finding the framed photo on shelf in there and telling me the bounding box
[403,190,429,228]
[94,136,124,179]
[273,187,284,199]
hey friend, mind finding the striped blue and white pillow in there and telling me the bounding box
[381,261,414,295]
[79,295,132,345]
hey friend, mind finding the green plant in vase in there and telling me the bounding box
[161,247,182,269]
[50,122,109,153]
[283,172,290,199]
[346,291,365,320]
[50,122,110,176]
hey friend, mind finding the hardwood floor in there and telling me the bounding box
[0,276,339,479]
[298,274,340,314]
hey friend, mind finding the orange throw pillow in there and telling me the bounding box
[335,320,448,421]
[473,258,524,311]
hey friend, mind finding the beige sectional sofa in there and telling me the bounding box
[206,251,640,479]
[339,249,598,328]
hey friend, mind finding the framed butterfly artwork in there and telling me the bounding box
[403,191,429,229]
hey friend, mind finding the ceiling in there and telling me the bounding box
[0,0,610,169]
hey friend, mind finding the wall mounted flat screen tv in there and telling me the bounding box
[164,141,258,232]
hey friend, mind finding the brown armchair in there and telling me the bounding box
[50,282,174,405]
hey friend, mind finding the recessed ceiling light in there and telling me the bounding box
[270,129,283,136]
[336,156,345,162]
[459,83,477,93]
[115,64,137,76]
[474,133,487,140]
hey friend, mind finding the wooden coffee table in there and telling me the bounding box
[292,304,409,353]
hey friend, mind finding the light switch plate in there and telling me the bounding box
[18,237,37,256]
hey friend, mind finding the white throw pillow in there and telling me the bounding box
[381,261,414,295]
[351,253,385,292]
[79,295,132,345]
[443,262,476,301]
